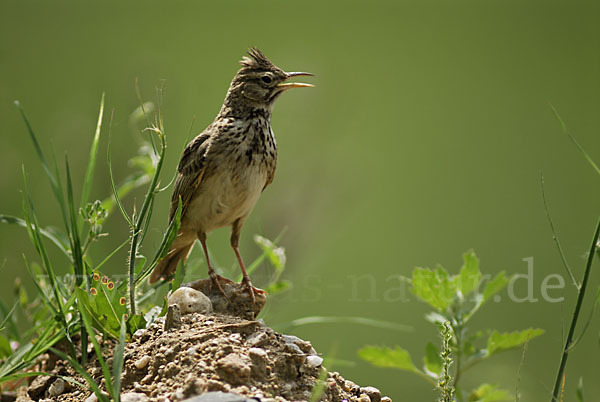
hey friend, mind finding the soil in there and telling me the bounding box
[12,283,391,402]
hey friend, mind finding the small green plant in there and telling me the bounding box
[358,250,544,402]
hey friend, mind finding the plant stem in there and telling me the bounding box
[128,125,166,315]
[550,217,600,401]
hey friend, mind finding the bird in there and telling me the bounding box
[149,48,313,301]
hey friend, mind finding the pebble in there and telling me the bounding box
[248,347,267,359]
[305,355,323,368]
[121,391,150,402]
[84,393,98,402]
[245,331,268,347]
[361,386,382,402]
[47,378,66,397]
[164,304,182,330]
[135,355,151,369]
[168,287,213,315]
[381,398,392,402]
[358,394,371,402]
[216,353,251,385]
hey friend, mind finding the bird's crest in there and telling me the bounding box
[239,47,275,70]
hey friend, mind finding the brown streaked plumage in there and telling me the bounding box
[149,48,312,300]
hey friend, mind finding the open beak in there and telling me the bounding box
[277,72,314,90]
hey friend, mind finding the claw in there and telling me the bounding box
[209,271,230,301]
[241,276,266,304]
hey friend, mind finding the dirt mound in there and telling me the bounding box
[16,311,390,402]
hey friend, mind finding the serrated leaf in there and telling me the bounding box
[482,272,509,302]
[254,235,286,271]
[423,342,442,376]
[411,266,456,311]
[487,328,544,356]
[458,250,481,296]
[468,384,511,401]
[358,346,417,372]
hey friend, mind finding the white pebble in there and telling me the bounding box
[249,347,267,358]
[135,355,151,369]
[306,355,323,368]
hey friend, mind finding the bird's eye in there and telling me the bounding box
[261,75,272,84]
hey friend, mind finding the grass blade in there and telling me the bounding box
[540,174,578,288]
[112,316,127,399]
[550,105,600,176]
[277,316,413,332]
[65,156,84,284]
[76,290,115,400]
[0,215,70,259]
[22,168,75,356]
[50,347,109,402]
[107,125,133,228]
[80,93,105,219]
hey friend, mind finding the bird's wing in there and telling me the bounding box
[169,132,211,221]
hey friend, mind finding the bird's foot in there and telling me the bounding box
[241,276,267,304]
[208,271,231,300]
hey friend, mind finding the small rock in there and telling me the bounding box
[216,353,251,385]
[168,287,213,315]
[344,380,360,394]
[133,329,148,341]
[282,334,314,354]
[248,348,268,378]
[229,333,242,343]
[84,393,98,402]
[358,394,371,402]
[135,355,152,369]
[141,373,153,384]
[245,331,269,348]
[381,398,392,402]
[121,392,149,402]
[164,304,182,330]
[27,375,52,399]
[361,386,381,402]
[47,378,66,397]
[305,355,323,368]
[248,347,267,359]
[181,391,258,402]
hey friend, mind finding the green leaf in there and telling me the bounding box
[482,272,509,302]
[576,377,584,402]
[126,314,146,335]
[458,250,481,296]
[358,346,418,372]
[172,259,185,292]
[423,342,442,376]
[487,328,544,356]
[264,280,292,295]
[0,334,12,358]
[468,384,511,402]
[411,266,457,311]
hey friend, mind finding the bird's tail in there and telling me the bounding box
[148,242,194,284]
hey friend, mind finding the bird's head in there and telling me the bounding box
[223,48,313,112]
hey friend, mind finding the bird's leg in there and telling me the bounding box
[231,220,266,303]
[198,232,228,299]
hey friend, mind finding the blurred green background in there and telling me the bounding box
[1,0,599,400]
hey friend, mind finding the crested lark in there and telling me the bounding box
[149,48,312,300]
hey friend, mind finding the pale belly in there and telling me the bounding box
[183,164,267,233]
